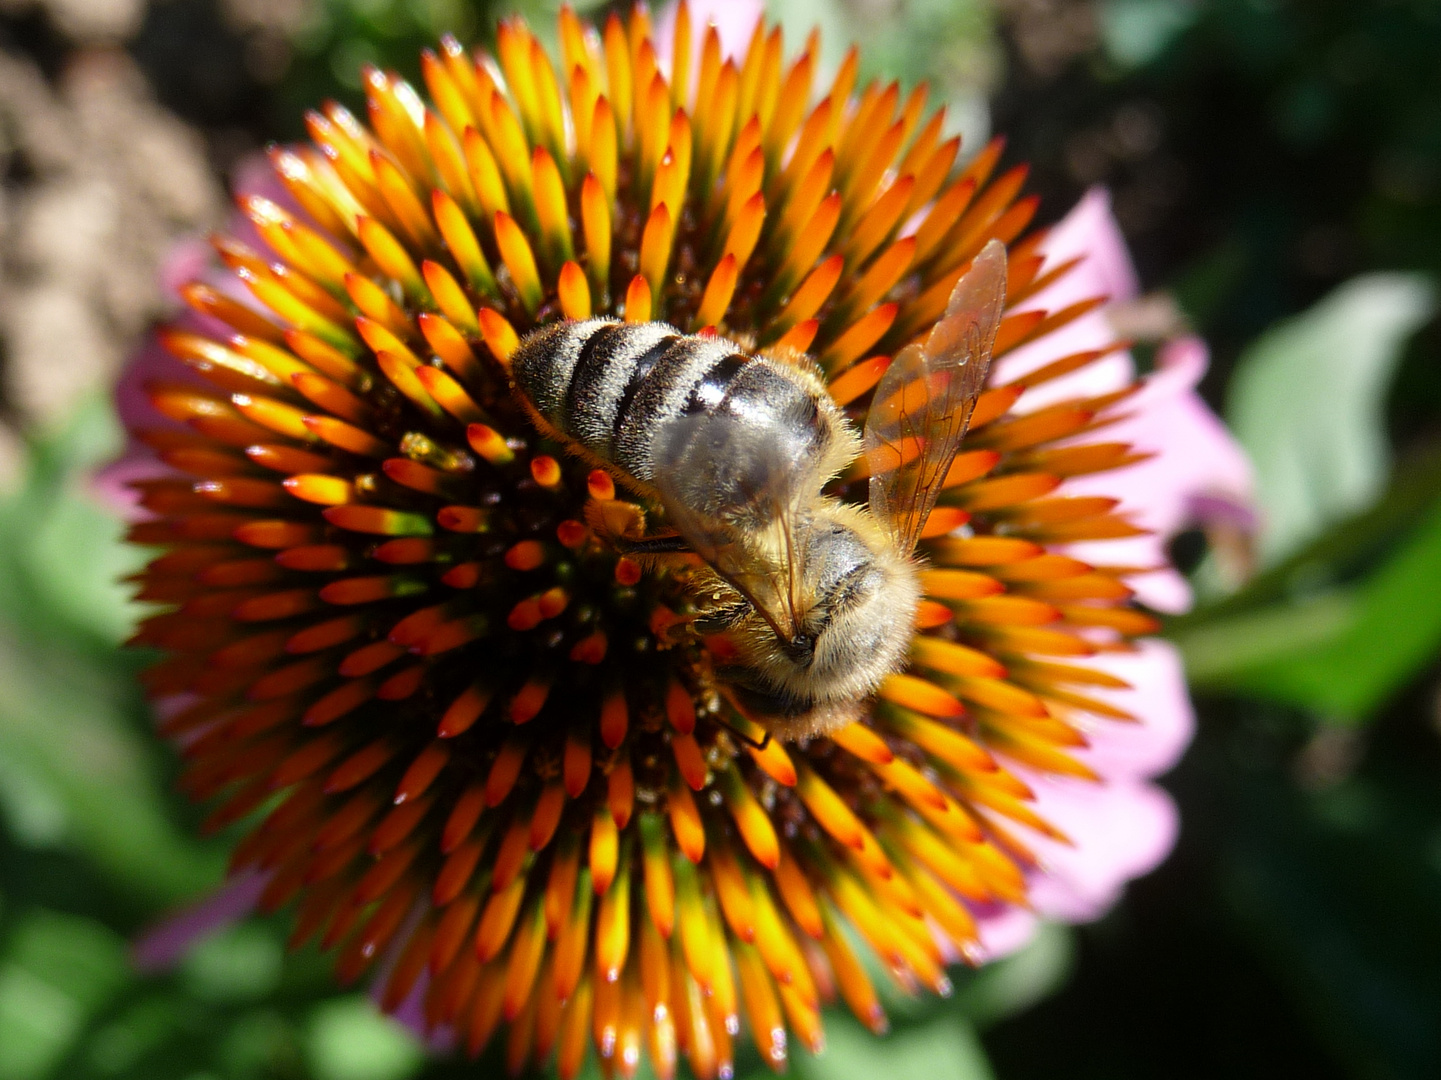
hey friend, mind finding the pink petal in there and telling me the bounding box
[974,639,1194,949]
[1074,639,1195,778]
[131,869,272,973]
[976,906,1042,962]
[1063,337,1255,613]
[379,969,456,1054]
[655,0,765,72]
[987,188,1255,613]
[1026,780,1180,923]
[368,905,456,1053]
[993,188,1138,409]
[103,149,304,517]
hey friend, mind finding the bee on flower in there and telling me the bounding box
[120,4,1248,1078]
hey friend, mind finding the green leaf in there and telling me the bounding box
[0,397,221,901]
[952,923,1076,1027]
[1176,493,1441,720]
[306,997,424,1080]
[1227,273,1435,565]
[0,625,223,901]
[0,910,129,1080]
[1099,0,1200,68]
[181,924,285,1003]
[797,1013,995,1080]
[0,397,148,649]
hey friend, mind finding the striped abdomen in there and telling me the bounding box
[511,320,840,502]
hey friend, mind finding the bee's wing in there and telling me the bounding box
[652,409,810,641]
[865,239,1007,550]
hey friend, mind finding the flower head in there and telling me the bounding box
[124,6,1199,1076]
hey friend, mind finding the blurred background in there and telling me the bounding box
[0,0,1439,1077]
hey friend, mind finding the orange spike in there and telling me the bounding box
[638,204,674,308]
[475,875,527,963]
[510,675,551,722]
[774,319,818,353]
[718,767,778,869]
[594,854,632,984]
[554,869,593,1001]
[879,672,966,719]
[394,741,449,804]
[531,455,563,488]
[831,236,916,326]
[491,818,532,891]
[502,902,547,1020]
[794,765,865,849]
[708,843,756,943]
[557,976,593,1080]
[829,722,893,765]
[485,739,526,806]
[638,817,675,939]
[771,254,842,341]
[441,783,486,852]
[531,146,574,265]
[608,757,634,829]
[545,838,582,937]
[530,783,567,850]
[589,95,618,206]
[590,805,619,894]
[600,689,628,748]
[722,190,766,270]
[624,275,652,323]
[662,679,696,734]
[433,838,483,906]
[465,421,514,466]
[569,630,608,664]
[430,893,479,974]
[356,215,426,301]
[556,519,588,548]
[667,775,705,863]
[671,732,708,791]
[439,682,492,739]
[562,731,592,797]
[774,845,824,940]
[432,189,497,299]
[820,301,898,373]
[412,365,483,426]
[745,729,797,786]
[302,415,387,457]
[735,944,786,1070]
[693,253,737,329]
[493,211,543,314]
[558,260,593,320]
[478,307,520,366]
[818,903,887,1034]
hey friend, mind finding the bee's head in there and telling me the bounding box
[709,502,919,731]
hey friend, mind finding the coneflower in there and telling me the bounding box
[127,6,1171,1077]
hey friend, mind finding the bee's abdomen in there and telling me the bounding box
[512,320,750,482]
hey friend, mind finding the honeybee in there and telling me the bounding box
[511,240,1008,739]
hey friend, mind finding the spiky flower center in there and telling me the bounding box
[129,7,1160,1078]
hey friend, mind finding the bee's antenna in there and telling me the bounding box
[713,717,771,751]
[712,693,774,751]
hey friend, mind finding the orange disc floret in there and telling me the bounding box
[127,5,1162,1078]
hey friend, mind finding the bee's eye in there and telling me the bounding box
[784,633,816,665]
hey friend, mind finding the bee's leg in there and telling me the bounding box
[714,690,775,750]
[716,720,771,751]
[614,534,693,556]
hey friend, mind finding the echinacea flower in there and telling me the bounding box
[120,6,1231,1076]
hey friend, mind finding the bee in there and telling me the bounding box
[511,240,1008,739]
